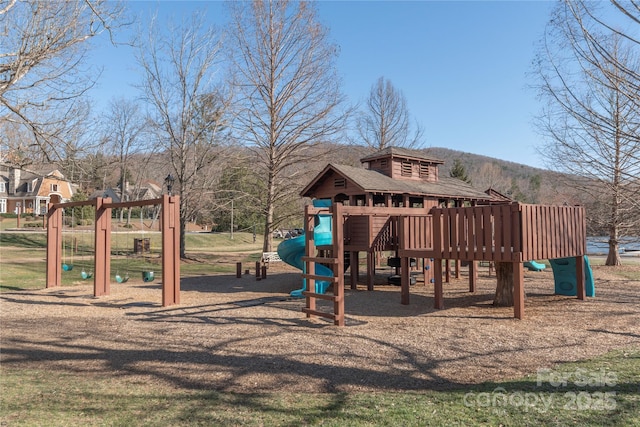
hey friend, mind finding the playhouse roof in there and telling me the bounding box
[359,146,445,165]
[301,163,491,201]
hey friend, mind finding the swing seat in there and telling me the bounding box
[81,270,93,280]
[115,274,129,283]
[142,271,154,282]
[62,263,73,271]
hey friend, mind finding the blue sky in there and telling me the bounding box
[88,1,555,169]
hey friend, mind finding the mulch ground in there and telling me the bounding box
[1,261,639,393]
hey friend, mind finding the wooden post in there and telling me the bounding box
[255,261,261,280]
[469,260,477,293]
[261,265,267,279]
[455,259,461,279]
[400,256,410,305]
[513,262,524,319]
[350,251,358,289]
[433,259,444,309]
[366,250,375,291]
[423,258,433,285]
[94,197,111,297]
[46,202,62,288]
[445,259,451,283]
[333,202,345,326]
[575,255,586,300]
[304,204,316,317]
[161,194,180,306]
[236,262,242,278]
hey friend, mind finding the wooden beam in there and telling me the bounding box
[366,250,375,291]
[45,203,62,288]
[513,262,525,319]
[433,259,444,309]
[469,260,477,293]
[161,195,180,306]
[333,202,345,326]
[401,256,410,305]
[576,255,586,301]
[350,251,358,290]
[94,197,111,297]
[445,259,451,283]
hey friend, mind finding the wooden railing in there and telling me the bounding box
[519,204,586,260]
[397,203,586,262]
[429,204,521,262]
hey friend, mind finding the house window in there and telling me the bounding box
[26,182,32,192]
[419,163,430,178]
[409,197,424,208]
[334,178,346,188]
[401,161,412,177]
[0,182,5,192]
[50,183,59,192]
[0,199,6,214]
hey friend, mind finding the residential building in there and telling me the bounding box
[0,166,74,215]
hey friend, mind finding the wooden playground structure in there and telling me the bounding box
[301,202,588,326]
[45,195,181,307]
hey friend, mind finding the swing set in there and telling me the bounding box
[46,195,181,307]
[60,206,95,280]
[112,216,129,284]
[61,209,73,271]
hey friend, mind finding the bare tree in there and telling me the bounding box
[0,0,124,165]
[226,0,349,252]
[136,12,230,258]
[99,97,152,222]
[355,76,424,150]
[533,1,640,266]
[472,162,511,194]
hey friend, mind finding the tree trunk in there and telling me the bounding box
[262,172,275,253]
[493,261,514,306]
[606,238,621,266]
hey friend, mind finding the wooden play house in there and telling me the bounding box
[297,147,589,325]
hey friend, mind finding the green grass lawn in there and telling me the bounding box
[1,348,638,426]
[0,231,264,291]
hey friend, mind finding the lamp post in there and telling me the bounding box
[164,174,175,196]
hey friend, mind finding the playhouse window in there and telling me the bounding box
[334,178,346,188]
[0,199,6,213]
[401,161,412,177]
[379,159,388,169]
[50,183,59,192]
[0,182,4,192]
[419,163,430,178]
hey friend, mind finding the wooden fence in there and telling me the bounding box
[398,203,586,262]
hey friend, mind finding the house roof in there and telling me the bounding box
[359,146,445,165]
[301,163,492,201]
[484,187,513,203]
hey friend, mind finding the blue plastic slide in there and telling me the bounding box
[277,200,334,298]
[524,260,546,271]
[549,256,595,297]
